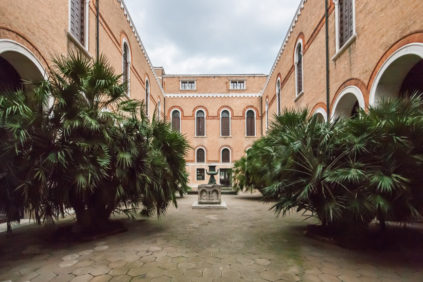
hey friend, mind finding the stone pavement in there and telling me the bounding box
[0,193,422,282]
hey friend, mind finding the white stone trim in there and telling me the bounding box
[312,107,327,122]
[369,43,423,107]
[165,93,261,98]
[220,108,232,137]
[68,0,90,50]
[195,108,207,137]
[265,98,269,131]
[245,108,257,137]
[220,147,232,163]
[331,85,365,120]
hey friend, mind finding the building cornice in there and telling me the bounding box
[261,0,308,95]
[118,0,165,96]
[164,74,268,78]
[165,93,261,98]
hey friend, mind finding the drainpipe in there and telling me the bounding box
[325,0,331,122]
[260,95,263,136]
[96,0,100,59]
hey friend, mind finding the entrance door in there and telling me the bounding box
[219,169,232,186]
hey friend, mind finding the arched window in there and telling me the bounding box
[220,109,230,136]
[276,78,281,115]
[196,110,205,136]
[265,98,269,131]
[246,109,256,137]
[145,78,150,117]
[157,100,161,120]
[196,148,205,163]
[221,148,231,163]
[295,40,303,96]
[122,41,131,96]
[171,109,181,132]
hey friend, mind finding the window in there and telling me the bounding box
[171,110,181,132]
[220,110,230,136]
[196,148,205,163]
[197,169,205,181]
[230,80,246,90]
[246,109,256,137]
[295,41,303,96]
[196,110,205,136]
[145,79,150,117]
[276,78,281,115]
[157,100,161,120]
[337,0,355,49]
[221,148,230,163]
[180,80,196,90]
[122,41,130,96]
[265,98,269,131]
[70,0,88,47]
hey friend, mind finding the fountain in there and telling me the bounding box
[192,165,227,209]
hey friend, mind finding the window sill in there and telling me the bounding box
[180,89,197,91]
[332,34,357,61]
[67,32,91,58]
[220,135,232,138]
[245,135,257,138]
[194,136,207,138]
[294,91,304,102]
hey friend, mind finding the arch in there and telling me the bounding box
[331,86,365,120]
[168,106,184,119]
[171,108,181,132]
[220,108,231,137]
[195,108,206,137]
[192,105,209,117]
[369,42,423,106]
[312,107,327,122]
[220,147,232,163]
[245,108,256,137]
[294,38,304,96]
[195,146,206,163]
[122,37,131,97]
[145,77,150,117]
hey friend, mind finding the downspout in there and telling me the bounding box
[325,0,331,122]
[96,0,100,59]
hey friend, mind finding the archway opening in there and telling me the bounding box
[314,112,326,123]
[0,48,45,109]
[333,93,360,120]
[373,53,423,104]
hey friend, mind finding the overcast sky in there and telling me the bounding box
[124,0,302,74]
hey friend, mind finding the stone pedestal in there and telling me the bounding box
[192,184,227,209]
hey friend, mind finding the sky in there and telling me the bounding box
[124,0,302,74]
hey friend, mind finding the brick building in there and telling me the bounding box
[1,0,422,188]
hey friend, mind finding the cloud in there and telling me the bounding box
[124,0,301,74]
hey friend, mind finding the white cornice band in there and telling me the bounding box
[165,93,261,98]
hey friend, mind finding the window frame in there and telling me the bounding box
[195,109,206,137]
[294,39,304,98]
[229,80,246,90]
[68,0,90,50]
[171,109,181,133]
[195,147,206,163]
[276,78,281,115]
[220,109,231,137]
[196,168,205,181]
[221,147,231,163]
[180,80,196,91]
[333,0,357,55]
[122,39,131,97]
[145,78,150,117]
[245,109,256,137]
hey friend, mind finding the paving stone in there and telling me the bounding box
[127,267,146,277]
[95,246,109,251]
[60,260,79,268]
[32,272,57,282]
[109,275,131,282]
[63,254,80,261]
[71,274,93,282]
[91,274,112,282]
[255,258,271,266]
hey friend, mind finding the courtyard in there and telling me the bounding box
[1,193,422,282]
